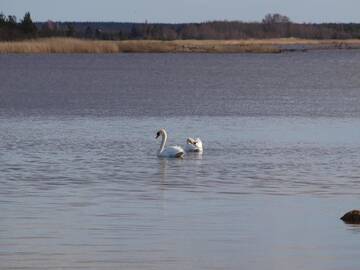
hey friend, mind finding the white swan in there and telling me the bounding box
[185,137,203,153]
[156,128,184,158]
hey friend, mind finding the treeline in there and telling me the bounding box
[0,12,37,40]
[2,12,360,41]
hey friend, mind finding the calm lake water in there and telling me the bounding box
[1,51,360,270]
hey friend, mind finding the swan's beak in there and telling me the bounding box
[155,134,159,139]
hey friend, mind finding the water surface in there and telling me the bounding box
[1,52,360,270]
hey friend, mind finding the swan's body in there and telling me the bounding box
[185,137,203,153]
[156,129,184,158]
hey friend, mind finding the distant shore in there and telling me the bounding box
[1,38,360,54]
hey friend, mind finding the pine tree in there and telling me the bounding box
[21,12,37,35]
[66,24,75,37]
[0,13,6,27]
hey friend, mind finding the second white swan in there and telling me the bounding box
[185,137,203,153]
[156,128,184,158]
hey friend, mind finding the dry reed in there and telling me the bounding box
[0,38,120,54]
[1,37,360,54]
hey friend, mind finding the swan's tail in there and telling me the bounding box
[175,152,184,158]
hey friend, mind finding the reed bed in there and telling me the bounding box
[1,37,360,54]
[117,40,281,53]
[0,38,120,54]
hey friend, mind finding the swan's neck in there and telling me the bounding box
[159,131,167,154]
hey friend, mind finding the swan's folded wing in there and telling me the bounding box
[160,146,184,157]
[172,145,185,153]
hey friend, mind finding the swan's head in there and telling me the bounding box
[155,128,166,139]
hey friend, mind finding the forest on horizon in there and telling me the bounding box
[1,12,360,41]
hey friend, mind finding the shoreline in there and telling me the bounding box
[1,37,360,54]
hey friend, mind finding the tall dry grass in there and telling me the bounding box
[0,38,120,54]
[117,40,281,53]
[0,38,281,54]
[0,37,360,54]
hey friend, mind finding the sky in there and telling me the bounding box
[1,0,359,23]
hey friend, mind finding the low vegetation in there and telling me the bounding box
[0,38,119,53]
[1,37,360,54]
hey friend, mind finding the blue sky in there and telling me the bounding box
[1,0,359,23]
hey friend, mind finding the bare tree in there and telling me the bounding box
[262,13,291,24]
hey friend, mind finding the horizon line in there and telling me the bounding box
[33,19,360,25]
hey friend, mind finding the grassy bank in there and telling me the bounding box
[1,37,360,54]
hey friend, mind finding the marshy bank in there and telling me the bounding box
[1,37,360,53]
